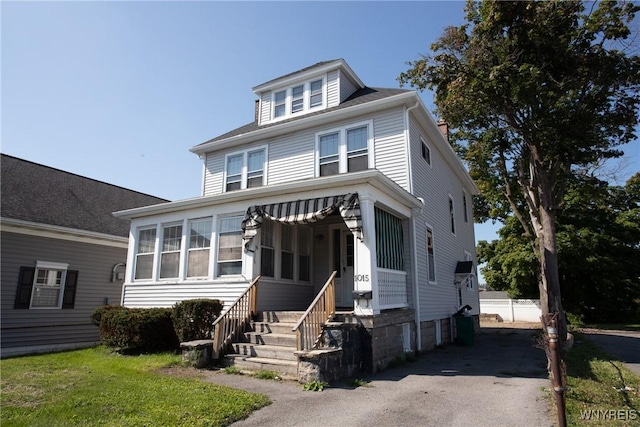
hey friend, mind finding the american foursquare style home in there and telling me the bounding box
[114,59,480,379]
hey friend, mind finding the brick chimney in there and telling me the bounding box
[437,119,449,141]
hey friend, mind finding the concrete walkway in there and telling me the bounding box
[198,327,554,427]
[582,329,640,376]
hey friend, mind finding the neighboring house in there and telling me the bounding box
[0,154,168,357]
[114,59,480,372]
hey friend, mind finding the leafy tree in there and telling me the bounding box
[479,173,640,323]
[399,0,640,339]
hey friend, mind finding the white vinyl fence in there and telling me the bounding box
[480,298,542,322]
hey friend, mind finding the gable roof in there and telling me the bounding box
[252,58,364,93]
[192,87,411,151]
[1,154,168,237]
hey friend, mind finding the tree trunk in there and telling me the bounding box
[536,205,567,342]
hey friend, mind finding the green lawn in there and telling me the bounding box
[1,346,270,427]
[563,332,640,426]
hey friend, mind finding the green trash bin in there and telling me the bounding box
[455,315,475,346]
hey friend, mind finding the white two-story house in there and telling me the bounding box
[114,59,480,374]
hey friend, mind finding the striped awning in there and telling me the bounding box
[242,193,362,246]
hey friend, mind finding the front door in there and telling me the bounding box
[332,227,354,308]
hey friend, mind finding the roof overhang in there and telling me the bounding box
[252,59,365,94]
[190,91,415,156]
[1,217,129,248]
[113,169,424,220]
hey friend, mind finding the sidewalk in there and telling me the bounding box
[193,326,554,427]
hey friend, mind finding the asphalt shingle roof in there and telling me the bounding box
[194,87,412,148]
[1,154,169,237]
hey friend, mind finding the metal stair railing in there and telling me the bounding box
[211,276,260,359]
[292,271,337,351]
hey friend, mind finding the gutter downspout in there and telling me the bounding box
[405,100,422,352]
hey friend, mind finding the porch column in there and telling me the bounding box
[354,194,378,315]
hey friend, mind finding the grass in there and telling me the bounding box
[1,346,270,427]
[251,370,280,380]
[346,378,371,388]
[562,332,640,426]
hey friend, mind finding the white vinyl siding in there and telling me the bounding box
[372,108,408,189]
[260,91,271,125]
[327,70,340,108]
[408,115,479,320]
[339,71,359,103]
[203,108,407,194]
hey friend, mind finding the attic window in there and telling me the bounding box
[420,137,431,165]
[268,77,325,121]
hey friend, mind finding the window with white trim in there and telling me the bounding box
[463,190,469,223]
[316,122,372,177]
[269,77,325,121]
[448,194,456,235]
[261,219,275,278]
[217,216,243,276]
[420,137,431,165]
[14,261,78,309]
[426,226,436,282]
[32,261,68,308]
[274,90,286,118]
[160,224,182,279]
[309,79,323,108]
[291,85,304,113]
[281,224,294,280]
[224,147,266,192]
[135,227,156,280]
[187,218,212,278]
[259,219,311,282]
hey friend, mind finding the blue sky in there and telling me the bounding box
[3,1,638,284]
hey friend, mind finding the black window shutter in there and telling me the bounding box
[62,270,79,309]
[14,267,35,309]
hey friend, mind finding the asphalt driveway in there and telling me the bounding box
[200,327,554,427]
[582,329,640,376]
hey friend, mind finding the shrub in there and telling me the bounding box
[99,307,179,353]
[172,299,224,342]
[90,304,127,326]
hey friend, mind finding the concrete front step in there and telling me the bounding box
[226,355,298,379]
[256,311,304,323]
[251,321,298,335]
[244,331,297,347]
[232,343,298,361]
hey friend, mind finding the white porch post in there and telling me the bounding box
[354,194,378,315]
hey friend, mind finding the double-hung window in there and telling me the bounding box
[291,85,304,113]
[420,137,431,166]
[135,227,156,280]
[225,147,266,192]
[426,226,436,282]
[298,226,311,282]
[188,219,212,278]
[309,79,323,108]
[274,90,286,118]
[318,132,340,176]
[160,224,182,279]
[280,224,294,280]
[32,261,68,308]
[261,219,275,278]
[316,122,372,177]
[217,216,243,276]
[462,190,469,223]
[448,195,456,235]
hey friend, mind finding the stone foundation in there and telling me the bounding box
[180,340,214,368]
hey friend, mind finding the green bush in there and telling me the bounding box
[90,304,127,326]
[172,299,224,342]
[99,307,179,353]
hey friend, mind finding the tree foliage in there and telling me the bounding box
[479,173,640,323]
[399,0,640,337]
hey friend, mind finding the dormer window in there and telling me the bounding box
[274,90,286,118]
[291,85,304,113]
[310,79,323,108]
[269,77,325,121]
